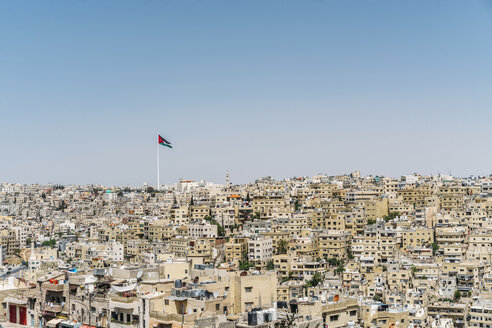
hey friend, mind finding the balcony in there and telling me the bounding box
[44,303,63,313]
[111,295,138,303]
[42,282,65,292]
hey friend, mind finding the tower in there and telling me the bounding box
[226,171,230,187]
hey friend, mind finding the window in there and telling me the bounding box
[245,287,253,292]
[330,315,339,322]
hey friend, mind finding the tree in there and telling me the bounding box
[294,199,300,211]
[347,247,354,260]
[239,259,254,271]
[277,239,288,255]
[42,239,56,248]
[334,265,345,275]
[327,258,343,267]
[282,271,293,283]
[190,196,194,206]
[306,272,324,287]
[382,211,400,222]
[454,290,461,302]
[266,260,274,270]
[367,219,377,225]
[432,242,439,256]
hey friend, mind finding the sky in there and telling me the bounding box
[1,0,492,186]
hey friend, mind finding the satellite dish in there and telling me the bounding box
[136,271,143,281]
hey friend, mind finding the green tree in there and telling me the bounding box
[334,265,345,275]
[306,272,324,287]
[347,247,354,260]
[266,260,274,270]
[432,242,439,256]
[382,211,400,222]
[42,239,57,248]
[294,199,300,211]
[277,239,288,255]
[367,219,377,225]
[454,290,461,302]
[239,260,254,271]
[282,271,294,283]
[327,258,343,267]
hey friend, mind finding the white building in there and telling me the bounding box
[187,224,217,239]
[248,237,273,262]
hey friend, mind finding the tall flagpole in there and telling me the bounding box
[157,135,160,191]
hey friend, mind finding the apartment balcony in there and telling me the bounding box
[110,295,139,312]
[42,282,65,292]
[457,274,473,280]
[44,303,63,314]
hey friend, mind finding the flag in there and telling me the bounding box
[158,135,172,148]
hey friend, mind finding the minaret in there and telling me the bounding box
[226,171,230,188]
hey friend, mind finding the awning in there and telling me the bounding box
[111,283,137,293]
[46,318,64,327]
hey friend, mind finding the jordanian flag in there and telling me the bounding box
[158,135,172,148]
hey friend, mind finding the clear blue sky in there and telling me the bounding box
[1,0,492,186]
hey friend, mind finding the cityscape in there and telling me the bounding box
[1,172,492,328]
[3,0,492,328]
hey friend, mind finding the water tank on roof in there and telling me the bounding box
[248,312,258,326]
[256,311,264,325]
[264,311,272,322]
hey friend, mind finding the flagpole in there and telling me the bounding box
[157,135,160,191]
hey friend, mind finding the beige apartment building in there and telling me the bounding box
[317,230,350,259]
[252,196,289,219]
[229,271,277,313]
[439,186,466,212]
